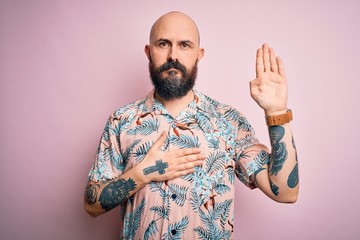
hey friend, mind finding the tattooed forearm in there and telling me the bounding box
[287,163,299,188]
[99,178,136,211]
[270,180,280,196]
[86,183,100,205]
[269,126,288,176]
[143,159,168,175]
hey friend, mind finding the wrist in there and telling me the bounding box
[133,163,152,185]
[264,109,288,116]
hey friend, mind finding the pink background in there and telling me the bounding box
[1,0,359,239]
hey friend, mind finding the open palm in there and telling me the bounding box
[250,44,288,115]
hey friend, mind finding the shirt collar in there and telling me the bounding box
[144,89,210,119]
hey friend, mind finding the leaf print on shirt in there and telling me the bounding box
[109,147,124,171]
[189,151,232,220]
[150,205,170,220]
[144,220,159,240]
[102,122,110,142]
[162,216,189,240]
[226,166,235,184]
[235,134,258,151]
[122,139,141,165]
[123,199,145,239]
[194,200,232,240]
[109,116,128,137]
[190,187,205,211]
[224,109,253,133]
[170,134,200,148]
[190,166,229,214]
[244,150,270,176]
[205,151,226,174]
[168,183,188,206]
[194,113,214,134]
[193,113,220,149]
[213,184,231,196]
[202,95,220,109]
[128,118,159,136]
[134,141,152,161]
[149,181,167,199]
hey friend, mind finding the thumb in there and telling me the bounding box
[151,131,168,150]
[249,79,259,98]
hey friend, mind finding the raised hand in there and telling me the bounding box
[250,44,288,115]
[138,131,205,182]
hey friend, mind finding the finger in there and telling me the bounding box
[262,43,271,72]
[174,148,201,158]
[175,168,196,178]
[151,131,168,150]
[269,47,278,73]
[249,79,260,99]
[191,160,204,167]
[256,48,263,77]
[276,56,286,77]
[179,154,206,163]
[176,161,203,176]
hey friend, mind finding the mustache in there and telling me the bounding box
[156,60,187,74]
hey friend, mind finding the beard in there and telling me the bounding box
[149,59,198,100]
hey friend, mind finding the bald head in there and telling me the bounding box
[149,11,200,46]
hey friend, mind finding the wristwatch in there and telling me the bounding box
[266,109,293,126]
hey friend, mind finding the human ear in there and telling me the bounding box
[197,48,205,62]
[144,45,151,61]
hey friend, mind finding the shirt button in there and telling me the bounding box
[171,123,177,128]
[171,229,177,235]
[171,194,177,200]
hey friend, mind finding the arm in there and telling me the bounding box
[84,131,205,217]
[249,44,299,203]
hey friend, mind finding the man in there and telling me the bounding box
[84,11,299,239]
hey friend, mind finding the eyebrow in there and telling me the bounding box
[179,40,194,46]
[156,38,171,44]
[155,38,195,46]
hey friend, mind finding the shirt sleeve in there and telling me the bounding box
[233,113,270,189]
[88,114,125,182]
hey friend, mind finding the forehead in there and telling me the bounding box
[150,13,199,44]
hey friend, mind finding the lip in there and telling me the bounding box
[167,68,178,71]
[165,68,179,74]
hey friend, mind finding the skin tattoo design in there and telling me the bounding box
[287,163,299,188]
[270,180,280,196]
[288,136,299,188]
[143,159,169,175]
[86,183,100,205]
[269,126,288,176]
[99,178,137,211]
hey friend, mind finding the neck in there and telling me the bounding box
[155,90,194,118]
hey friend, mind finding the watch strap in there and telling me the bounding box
[266,109,293,126]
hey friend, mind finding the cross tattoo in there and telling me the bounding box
[143,159,169,175]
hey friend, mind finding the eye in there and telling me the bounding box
[181,42,190,49]
[159,41,169,48]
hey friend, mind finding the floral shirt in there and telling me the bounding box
[88,89,270,239]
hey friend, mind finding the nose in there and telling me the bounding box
[168,46,179,62]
